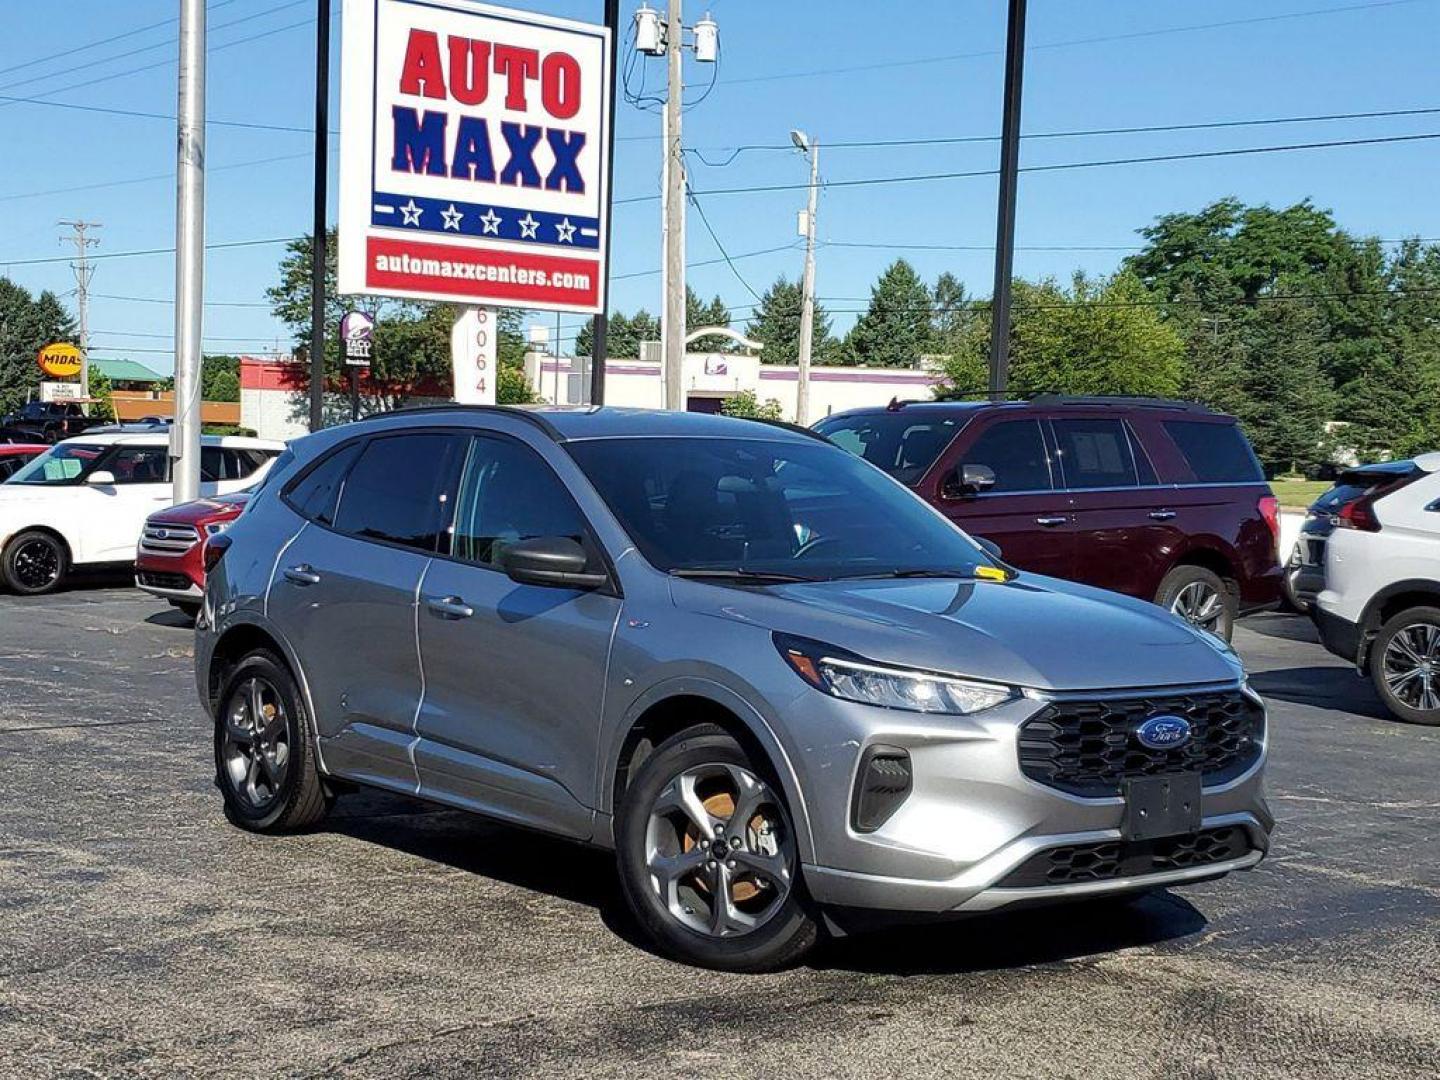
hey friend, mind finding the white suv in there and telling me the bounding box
[0,433,282,595]
[1307,452,1440,724]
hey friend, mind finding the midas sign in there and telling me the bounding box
[37,342,82,379]
[338,0,612,314]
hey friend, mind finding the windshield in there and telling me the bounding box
[567,436,995,581]
[6,443,104,485]
[812,411,966,484]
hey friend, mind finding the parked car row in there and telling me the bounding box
[0,400,108,443]
[0,433,281,595]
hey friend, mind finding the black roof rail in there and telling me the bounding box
[373,403,568,442]
[749,417,834,443]
[1026,394,1213,414]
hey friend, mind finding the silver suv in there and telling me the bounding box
[197,407,1272,971]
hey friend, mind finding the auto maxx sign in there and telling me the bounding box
[338,0,612,313]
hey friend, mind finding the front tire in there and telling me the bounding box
[1,529,69,595]
[615,724,818,972]
[214,650,333,831]
[1157,565,1236,641]
[1369,607,1440,726]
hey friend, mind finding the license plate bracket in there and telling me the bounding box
[1122,773,1202,841]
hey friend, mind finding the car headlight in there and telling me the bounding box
[203,521,231,537]
[774,634,1015,715]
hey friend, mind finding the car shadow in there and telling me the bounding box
[812,889,1208,975]
[1238,612,1321,644]
[144,608,195,629]
[323,787,1210,973]
[1247,666,1389,721]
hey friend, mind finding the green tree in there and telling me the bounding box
[844,259,934,368]
[0,278,76,416]
[267,232,531,406]
[687,287,734,351]
[720,389,784,420]
[745,276,837,365]
[87,368,116,422]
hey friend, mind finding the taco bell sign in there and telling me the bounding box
[340,310,375,366]
[338,0,612,314]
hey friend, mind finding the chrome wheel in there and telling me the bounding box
[219,677,291,811]
[1381,622,1440,711]
[644,763,795,939]
[11,537,61,591]
[1171,580,1224,632]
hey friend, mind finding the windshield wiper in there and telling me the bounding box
[836,569,977,580]
[669,568,817,584]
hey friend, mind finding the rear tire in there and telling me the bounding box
[1156,565,1236,642]
[1369,607,1440,726]
[615,724,819,972]
[214,650,333,831]
[1,529,69,595]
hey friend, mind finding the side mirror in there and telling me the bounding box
[86,470,116,486]
[973,536,1002,561]
[500,536,608,590]
[942,463,996,499]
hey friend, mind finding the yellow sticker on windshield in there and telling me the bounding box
[974,565,1009,582]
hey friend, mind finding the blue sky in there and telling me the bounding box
[3,0,1439,372]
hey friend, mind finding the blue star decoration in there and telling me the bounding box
[555,217,577,243]
[479,208,502,235]
[399,199,423,226]
[441,204,464,231]
[518,213,540,240]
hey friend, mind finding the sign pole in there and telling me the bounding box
[590,0,620,407]
[309,0,332,432]
[173,0,206,506]
[349,367,360,422]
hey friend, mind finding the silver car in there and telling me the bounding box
[196,407,1271,971]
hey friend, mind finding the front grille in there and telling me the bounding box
[138,571,194,591]
[1018,690,1263,797]
[140,523,199,556]
[997,826,1252,888]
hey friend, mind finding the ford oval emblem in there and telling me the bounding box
[1135,714,1191,751]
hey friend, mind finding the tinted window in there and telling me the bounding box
[568,437,996,580]
[286,442,363,527]
[106,446,170,485]
[451,437,591,568]
[1164,421,1264,483]
[1131,427,1159,485]
[332,434,460,551]
[1052,419,1137,490]
[813,412,963,484]
[960,420,1051,493]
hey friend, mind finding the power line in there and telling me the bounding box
[669,131,1440,201]
[0,150,321,204]
[0,0,241,78]
[0,1,305,95]
[822,236,1440,254]
[1,236,296,268]
[92,292,273,308]
[684,105,1440,164]
[719,0,1434,87]
[0,93,328,133]
[685,184,766,302]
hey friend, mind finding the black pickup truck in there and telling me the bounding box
[0,401,107,443]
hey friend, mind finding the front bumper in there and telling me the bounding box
[787,682,1271,915]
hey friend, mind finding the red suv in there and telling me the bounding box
[135,494,250,618]
[814,396,1282,640]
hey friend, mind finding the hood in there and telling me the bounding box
[147,494,249,527]
[670,573,1242,693]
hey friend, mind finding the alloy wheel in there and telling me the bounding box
[1381,622,1440,712]
[1171,581,1224,633]
[219,677,292,811]
[644,762,794,939]
[11,538,61,591]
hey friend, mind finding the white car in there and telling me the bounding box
[0,433,283,595]
[1307,452,1440,725]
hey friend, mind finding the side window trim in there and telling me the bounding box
[1124,421,1159,486]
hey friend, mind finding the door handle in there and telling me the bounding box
[283,564,321,586]
[1034,516,1069,527]
[1148,510,1177,521]
[425,595,475,620]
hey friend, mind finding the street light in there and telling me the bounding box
[789,129,809,152]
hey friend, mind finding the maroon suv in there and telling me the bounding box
[814,396,1282,640]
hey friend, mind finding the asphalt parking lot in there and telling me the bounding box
[1,586,1437,1079]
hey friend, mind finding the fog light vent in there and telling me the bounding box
[851,746,913,833]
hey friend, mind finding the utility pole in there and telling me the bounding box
[309,0,331,431]
[662,0,685,411]
[987,0,1027,399]
[590,0,620,407]
[172,0,206,505]
[58,220,101,402]
[792,131,819,426]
